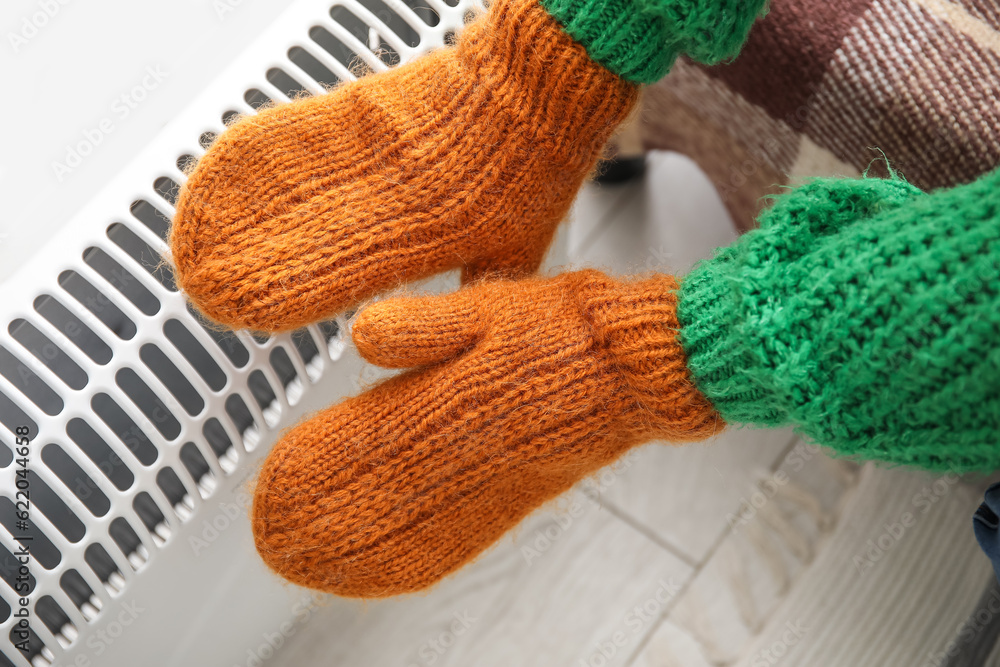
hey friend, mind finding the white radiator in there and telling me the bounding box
[0,0,479,664]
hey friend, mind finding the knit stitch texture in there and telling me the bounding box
[252,271,720,596]
[678,172,1000,472]
[170,0,637,332]
[540,0,768,82]
[253,171,1000,600]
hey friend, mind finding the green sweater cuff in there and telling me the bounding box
[678,177,923,426]
[539,0,767,83]
[677,173,1000,472]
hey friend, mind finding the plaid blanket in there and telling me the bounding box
[640,0,1000,230]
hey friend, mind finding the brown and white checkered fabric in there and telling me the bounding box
[639,0,1000,231]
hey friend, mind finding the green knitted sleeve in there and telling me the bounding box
[677,170,1000,472]
[539,0,767,83]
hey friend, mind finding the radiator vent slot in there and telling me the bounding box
[33,295,113,365]
[0,346,63,416]
[8,320,87,391]
[59,569,101,621]
[42,443,111,517]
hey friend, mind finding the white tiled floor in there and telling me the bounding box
[276,153,1000,666]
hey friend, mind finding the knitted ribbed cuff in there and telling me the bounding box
[577,272,720,439]
[675,176,926,429]
[539,0,767,83]
[464,0,640,171]
[674,253,788,427]
[676,171,1000,473]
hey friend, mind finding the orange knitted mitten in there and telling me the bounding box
[252,270,719,596]
[170,0,637,332]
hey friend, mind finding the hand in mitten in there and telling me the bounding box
[169,0,766,332]
[253,270,719,596]
[252,170,1000,598]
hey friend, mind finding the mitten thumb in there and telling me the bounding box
[352,289,486,368]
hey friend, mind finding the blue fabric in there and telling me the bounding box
[974,482,1000,582]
